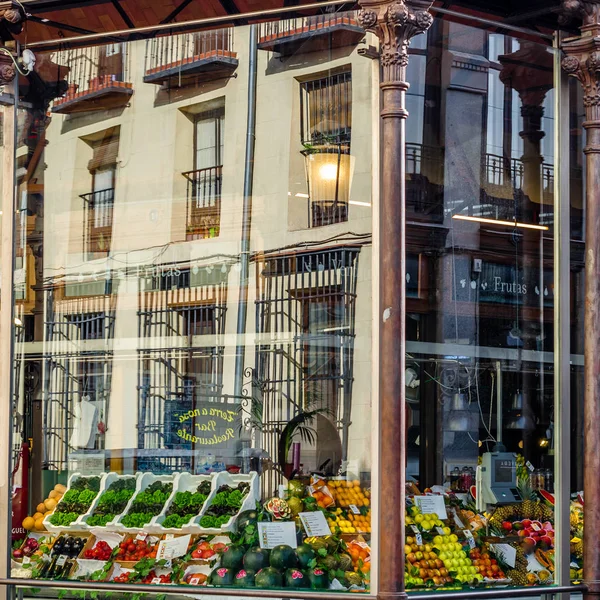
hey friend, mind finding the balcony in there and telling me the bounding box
[311,200,348,228]
[144,29,237,87]
[258,12,364,56]
[183,167,222,240]
[53,45,133,115]
[80,188,114,258]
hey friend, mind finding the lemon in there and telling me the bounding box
[22,516,35,531]
[421,520,433,530]
[414,514,424,524]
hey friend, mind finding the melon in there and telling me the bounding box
[539,489,555,507]
[470,485,477,500]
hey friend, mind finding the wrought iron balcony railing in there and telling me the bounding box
[182,166,222,240]
[144,29,238,86]
[311,200,348,228]
[80,188,115,257]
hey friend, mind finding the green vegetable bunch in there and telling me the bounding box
[200,482,250,528]
[121,481,172,528]
[49,477,101,525]
[86,478,136,527]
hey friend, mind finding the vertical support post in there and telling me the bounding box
[0,76,16,588]
[553,30,572,597]
[561,4,600,599]
[357,2,432,598]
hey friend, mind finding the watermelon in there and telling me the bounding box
[270,544,298,569]
[307,567,329,589]
[470,485,477,500]
[285,568,308,588]
[255,567,283,588]
[237,509,259,531]
[296,543,316,568]
[539,489,555,507]
[244,547,270,571]
[221,545,245,570]
[234,569,256,587]
[210,567,235,586]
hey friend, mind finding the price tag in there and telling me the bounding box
[165,534,174,540]
[151,577,161,585]
[189,576,201,585]
[531,522,541,532]
[463,530,476,549]
[56,556,67,566]
[299,512,331,538]
[436,527,445,535]
[163,559,172,568]
[451,510,465,529]
[22,557,31,566]
[258,522,298,549]
[349,504,360,514]
[410,525,423,545]
[135,533,147,542]
[526,461,535,472]
[157,534,191,560]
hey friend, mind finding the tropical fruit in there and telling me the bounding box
[210,567,235,586]
[270,545,298,570]
[296,543,316,568]
[221,546,245,570]
[234,569,256,587]
[244,547,270,571]
[285,568,308,588]
[237,509,258,531]
[307,567,329,589]
[255,567,283,588]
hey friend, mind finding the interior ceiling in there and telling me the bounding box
[16,0,566,46]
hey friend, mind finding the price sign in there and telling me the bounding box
[349,504,360,515]
[135,533,147,542]
[415,495,448,520]
[157,534,191,560]
[531,522,541,532]
[410,525,423,545]
[258,522,298,549]
[57,556,67,567]
[491,544,516,568]
[22,557,30,566]
[151,578,161,585]
[526,461,535,472]
[463,529,476,549]
[189,576,201,585]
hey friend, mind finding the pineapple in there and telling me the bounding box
[507,568,528,586]
[517,479,536,519]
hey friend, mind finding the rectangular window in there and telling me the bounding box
[183,108,225,240]
[300,72,352,228]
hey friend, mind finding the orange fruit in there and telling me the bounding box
[22,517,35,530]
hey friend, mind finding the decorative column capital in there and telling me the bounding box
[561,1,600,123]
[357,0,433,83]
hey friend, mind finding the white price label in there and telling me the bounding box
[189,576,201,585]
[22,557,31,566]
[410,525,423,545]
[531,522,541,532]
[165,534,174,540]
[436,527,445,535]
[349,504,360,514]
[56,556,67,566]
[463,530,476,549]
[526,461,535,472]
[135,533,147,542]
[451,510,465,529]
[151,577,161,585]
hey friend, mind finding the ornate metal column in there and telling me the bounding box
[561,2,600,599]
[357,2,432,598]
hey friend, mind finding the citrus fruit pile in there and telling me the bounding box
[327,480,370,508]
[22,484,66,532]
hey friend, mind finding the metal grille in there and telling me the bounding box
[53,44,132,108]
[137,275,228,473]
[42,292,116,471]
[182,167,222,239]
[145,29,234,75]
[300,72,352,147]
[254,247,360,496]
[81,188,115,258]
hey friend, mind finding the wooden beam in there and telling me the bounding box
[159,0,194,24]
[111,0,135,28]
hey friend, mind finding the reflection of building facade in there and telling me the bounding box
[23,18,374,494]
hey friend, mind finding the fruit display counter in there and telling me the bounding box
[12,471,371,593]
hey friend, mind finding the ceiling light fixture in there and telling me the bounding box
[452,214,548,231]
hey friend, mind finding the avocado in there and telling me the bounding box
[234,569,256,587]
[308,567,329,589]
[270,544,298,570]
[338,553,353,571]
[285,568,308,588]
[244,547,270,571]
[255,567,283,588]
[221,545,246,570]
[210,567,235,586]
[295,543,316,568]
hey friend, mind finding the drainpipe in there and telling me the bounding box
[234,24,258,403]
[357,2,433,599]
[561,5,600,600]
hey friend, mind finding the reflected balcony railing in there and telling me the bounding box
[53,44,133,114]
[144,29,238,86]
[183,166,222,240]
[311,200,348,228]
[80,188,115,257]
[258,12,364,55]
[406,142,445,222]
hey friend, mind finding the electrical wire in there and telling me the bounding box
[0,48,30,77]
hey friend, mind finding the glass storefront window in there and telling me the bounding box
[4,5,583,599]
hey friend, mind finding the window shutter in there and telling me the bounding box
[88,137,119,172]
